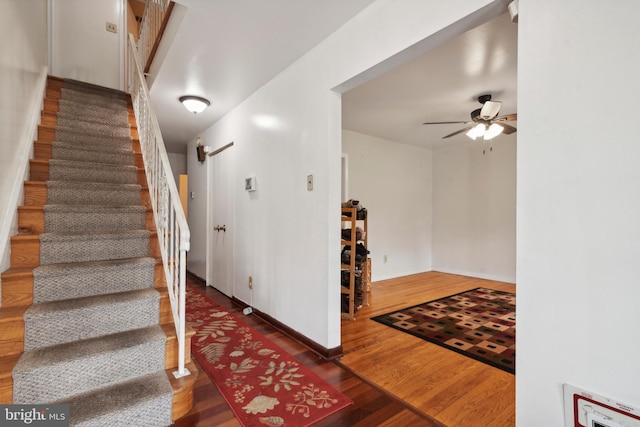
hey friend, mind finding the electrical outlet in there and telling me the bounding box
[106,22,117,33]
[307,174,313,191]
[248,276,253,289]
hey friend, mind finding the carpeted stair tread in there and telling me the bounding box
[54,127,132,149]
[55,103,131,132]
[48,159,138,184]
[24,288,161,350]
[57,99,129,125]
[62,80,128,101]
[6,78,178,423]
[55,104,130,130]
[12,325,167,404]
[39,230,150,265]
[43,204,146,233]
[48,140,134,165]
[58,371,172,427]
[56,103,130,126]
[46,181,142,206]
[60,88,128,108]
[33,257,156,303]
[55,125,131,145]
[56,119,131,138]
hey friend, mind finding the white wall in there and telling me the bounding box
[184,0,498,350]
[342,130,432,281]
[50,0,125,90]
[517,0,640,424]
[167,152,187,191]
[433,137,516,283]
[0,0,48,306]
[186,148,208,279]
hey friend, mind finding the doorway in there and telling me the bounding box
[206,143,234,297]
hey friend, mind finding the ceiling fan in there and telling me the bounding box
[423,94,517,140]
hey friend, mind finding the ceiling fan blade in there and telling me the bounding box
[442,126,473,139]
[493,113,517,122]
[501,123,517,134]
[480,100,501,120]
[423,120,467,125]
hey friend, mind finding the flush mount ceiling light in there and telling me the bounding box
[179,95,210,114]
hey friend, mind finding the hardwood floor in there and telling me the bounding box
[339,271,516,427]
[175,276,443,427]
[176,271,515,426]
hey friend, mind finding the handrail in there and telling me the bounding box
[127,33,191,378]
[137,0,173,73]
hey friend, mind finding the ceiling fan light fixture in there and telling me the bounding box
[466,123,486,140]
[479,100,502,120]
[484,123,504,140]
[179,95,210,114]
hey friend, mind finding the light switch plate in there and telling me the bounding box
[245,177,256,192]
[307,174,313,191]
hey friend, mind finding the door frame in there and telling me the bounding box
[205,142,234,296]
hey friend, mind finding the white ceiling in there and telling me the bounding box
[342,11,518,150]
[149,2,517,153]
[149,0,376,153]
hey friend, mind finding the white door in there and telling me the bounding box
[206,145,234,296]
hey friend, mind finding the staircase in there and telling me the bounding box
[0,76,196,425]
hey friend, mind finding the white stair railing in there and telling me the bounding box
[128,34,191,378]
[137,0,173,73]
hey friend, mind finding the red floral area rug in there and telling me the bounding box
[372,287,516,374]
[186,286,352,426]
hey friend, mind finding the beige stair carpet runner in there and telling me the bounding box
[11,79,173,426]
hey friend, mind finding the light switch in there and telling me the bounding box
[307,174,313,191]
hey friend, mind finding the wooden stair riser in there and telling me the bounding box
[0,308,25,357]
[46,76,63,91]
[162,324,195,369]
[9,236,39,270]
[0,269,32,308]
[0,353,20,403]
[23,182,151,209]
[170,361,198,421]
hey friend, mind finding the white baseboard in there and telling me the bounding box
[432,267,516,284]
[0,67,48,303]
